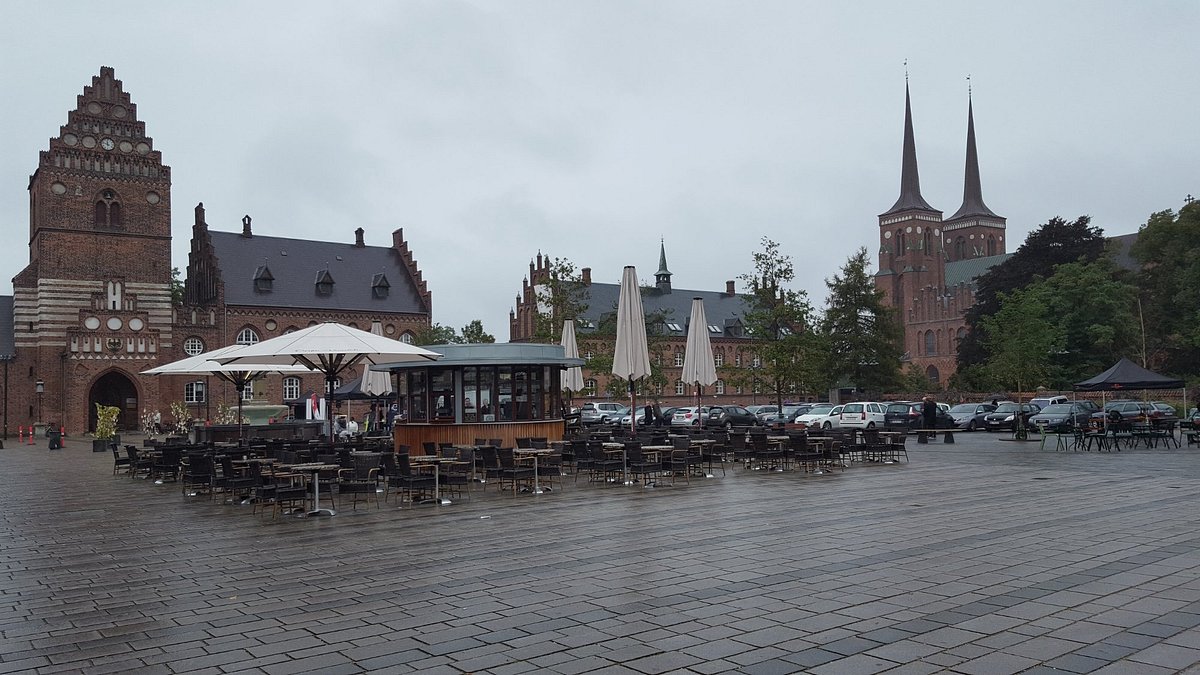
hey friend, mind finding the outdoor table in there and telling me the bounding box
[281,463,339,517]
[409,455,463,505]
[514,448,554,494]
[602,442,634,485]
[1039,431,1070,452]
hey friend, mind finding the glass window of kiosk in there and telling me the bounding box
[404,370,427,422]
[431,369,455,421]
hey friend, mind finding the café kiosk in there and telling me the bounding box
[379,343,584,451]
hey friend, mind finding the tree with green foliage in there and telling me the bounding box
[412,323,458,346]
[1129,200,1200,377]
[459,319,495,344]
[531,257,590,344]
[170,267,184,305]
[981,286,1065,438]
[1024,257,1139,386]
[820,247,903,395]
[739,238,822,408]
[958,215,1106,377]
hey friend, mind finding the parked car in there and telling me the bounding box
[1090,400,1152,424]
[883,401,955,432]
[705,405,759,428]
[839,402,888,429]
[760,404,813,427]
[579,402,628,425]
[1028,402,1095,433]
[984,402,1041,431]
[1029,395,1069,410]
[794,403,843,430]
[621,406,679,427]
[1147,401,1179,423]
[751,405,780,423]
[671,406,710,427]
[947,402,997,431]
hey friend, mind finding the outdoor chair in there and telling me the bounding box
[587,439,621,484]
[495,447,535,495]
[179,454,214,496]
[624,441,663,486]
[337,452,381,510]
[151,446,183,483]
[381,452,436,506]
[436,446,472,500]
[213,455,256,504]
[112,444,132,475]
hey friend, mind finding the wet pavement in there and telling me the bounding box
[3,432,1200,674]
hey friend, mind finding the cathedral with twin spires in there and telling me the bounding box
[876,82,1009,385]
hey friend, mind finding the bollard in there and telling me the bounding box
[27,426,34,445]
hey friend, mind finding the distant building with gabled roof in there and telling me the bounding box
[509,244,772,405]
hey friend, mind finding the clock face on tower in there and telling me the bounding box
[100,138,114,151]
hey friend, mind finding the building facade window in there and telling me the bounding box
[584,378,597,397]
[242,380,254,401]
[183,336,204,356]
[675,380,686,396]
[735,353,742,367]
[184,380,206,403]
[924,330,936,356]
[400,332,414,344]
[236,327,259,345]
[714,351,724,367]
[283,376,300,400]
[674,351,684,367]
[715,379,725,395]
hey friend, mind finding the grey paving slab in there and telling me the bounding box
[6,433,1200,673]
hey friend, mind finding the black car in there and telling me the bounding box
[1028,402,1094,433]
[883,402,954,432]
[984,402,1040,431]
[705,405,759,428]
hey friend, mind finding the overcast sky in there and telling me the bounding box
[2,1,1197,340]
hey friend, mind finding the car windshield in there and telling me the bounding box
[994,403,1019,413]
[807,405,835,415]
[1039,404,1072,414]
[949,404,978,413]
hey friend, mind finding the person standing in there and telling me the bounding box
[922,395,938,433]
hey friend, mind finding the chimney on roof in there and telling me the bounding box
[241,215,252,238]
[725,280,735,296]
[354,227,365,247]
[581,268,591,286]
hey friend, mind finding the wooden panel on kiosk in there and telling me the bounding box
[393,420,564,452]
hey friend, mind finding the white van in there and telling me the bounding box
[1029,395,1069,411]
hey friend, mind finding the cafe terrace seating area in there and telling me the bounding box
[110,424,914,518]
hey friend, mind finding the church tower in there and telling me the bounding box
[875,80,943,313]
[12,66,173,432]
[942,91,1006,260]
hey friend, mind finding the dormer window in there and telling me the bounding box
[315,269,334,296]
[253,264,274,293]
[371,273,390,299]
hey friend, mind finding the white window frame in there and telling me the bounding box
[675,380,685,396]
[184,380,206,403]
[283,376,300,400]
[183,336,204,356]
[236,327,259,345]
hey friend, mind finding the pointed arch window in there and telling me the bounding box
[924,330,936,356]
[987,236,997,256]
[236,327,259,345]
[954,236,965,260]
[93,189,122,228]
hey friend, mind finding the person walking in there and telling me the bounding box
[922,395,938,436]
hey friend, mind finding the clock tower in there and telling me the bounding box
[13,66,173,432]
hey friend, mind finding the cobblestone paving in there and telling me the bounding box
[3,433,1200,674]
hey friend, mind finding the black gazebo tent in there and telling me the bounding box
[1074,358,1185,431]
[1073,358,1183,392]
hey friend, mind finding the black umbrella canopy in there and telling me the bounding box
[1073,358,1184,392]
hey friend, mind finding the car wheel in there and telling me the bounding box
[867,421,876,429]
[724,421,733,430]
[823,421,831,429]
[600,416,609,424]
[967,420,976,431]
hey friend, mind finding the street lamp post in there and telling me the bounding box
[35,379,44,427]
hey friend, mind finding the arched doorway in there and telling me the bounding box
[925,365,941,387]
[88,371,139,432]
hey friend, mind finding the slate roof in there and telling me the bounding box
[575,281,748,339]
[0,296,13,358]
[209,231,428,314]
[944,253,1012,288]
